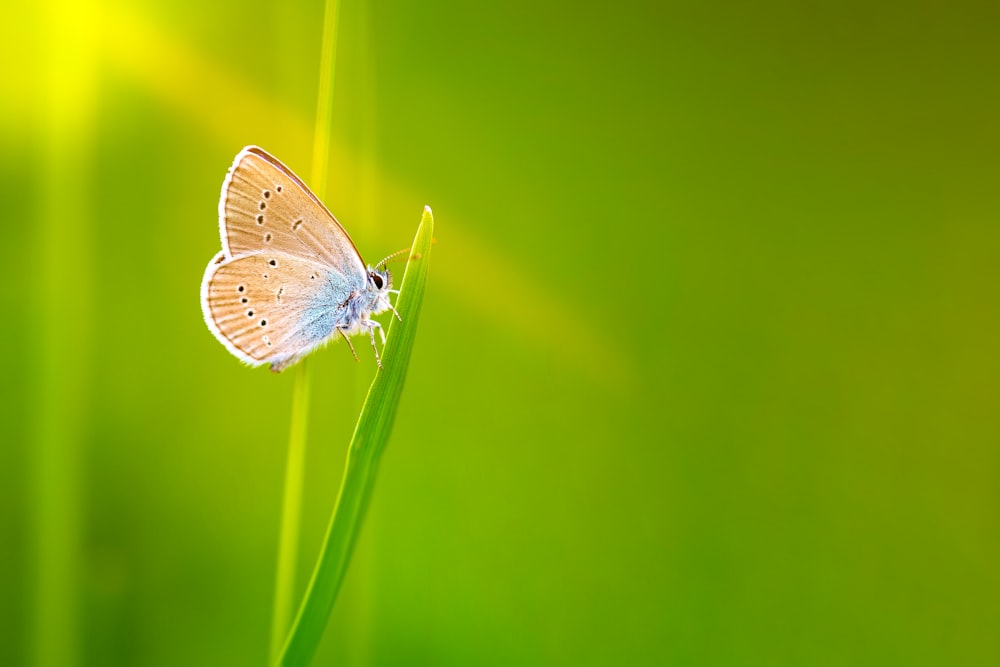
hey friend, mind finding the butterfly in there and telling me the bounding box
[200,146,398,372]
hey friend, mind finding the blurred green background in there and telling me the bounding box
[2,0,998,665]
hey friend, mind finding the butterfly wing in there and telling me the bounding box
[218,146,368,278]
[200,250,363,368]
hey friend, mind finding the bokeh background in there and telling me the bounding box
[2,0,998,665]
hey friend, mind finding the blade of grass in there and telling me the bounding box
[269,359,311,662]
[270,0,341,659]
[277,206,435,666]
[310,0,341,203]
[32,2,99,664]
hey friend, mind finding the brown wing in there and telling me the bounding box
[200,250,351,366]
[217,146,367,279]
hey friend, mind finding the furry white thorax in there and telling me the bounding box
[335,267,393,336]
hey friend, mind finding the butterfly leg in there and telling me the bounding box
[337,327,360,362]
[385,301,403,323]
[366,323,383,369]
[369,319,388,346]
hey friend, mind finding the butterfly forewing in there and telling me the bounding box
[220,146,367,278]
[202,251,357,366]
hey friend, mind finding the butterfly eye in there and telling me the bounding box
[371,273,384,289]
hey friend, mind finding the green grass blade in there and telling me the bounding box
[277,206,435,666]
[271,0,342,656]
[269,359,311,662]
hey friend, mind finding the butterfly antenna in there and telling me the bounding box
[374,237,436,270]
[374,247,412,271]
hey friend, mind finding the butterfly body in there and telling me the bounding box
[201,146,395,372]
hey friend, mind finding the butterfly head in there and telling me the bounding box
[366,267,394,315]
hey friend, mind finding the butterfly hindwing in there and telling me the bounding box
[200,250,364,366]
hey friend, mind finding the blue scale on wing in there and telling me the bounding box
[203,252,366,365]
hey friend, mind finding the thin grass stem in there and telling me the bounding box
[32,2,100,664]
[310,0,341,194]
[270,0,341,659]
[269,359,311,662]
